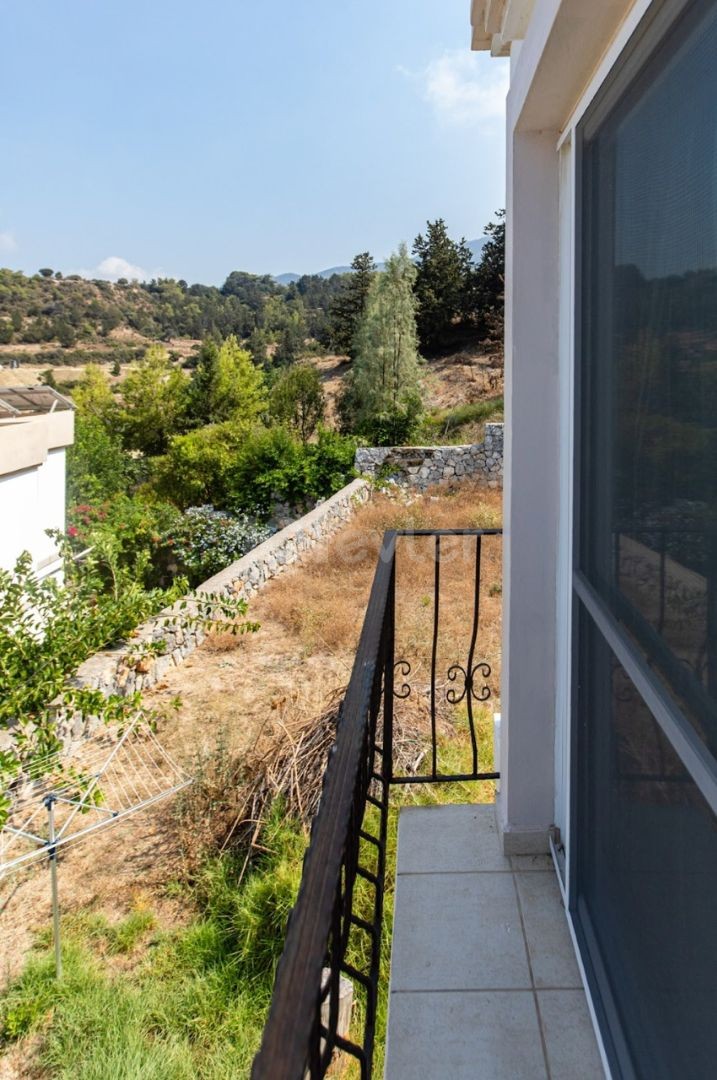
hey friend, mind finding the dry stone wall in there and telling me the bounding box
[65,479,371,728]
[354,423,503,490]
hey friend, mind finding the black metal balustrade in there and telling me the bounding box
[251,528,502,1080]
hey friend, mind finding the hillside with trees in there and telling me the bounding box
[1,211,505,635]
[0,214,503,372]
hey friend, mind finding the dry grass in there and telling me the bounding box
[261,485,502,658]
[174,686,442,882]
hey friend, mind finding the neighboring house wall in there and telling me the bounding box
[0,411,75,579]
[355,424,503,490]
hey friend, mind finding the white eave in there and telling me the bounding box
[471,0,535,56]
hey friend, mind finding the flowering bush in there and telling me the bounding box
[167,506,272,586]
[67,496,183,589]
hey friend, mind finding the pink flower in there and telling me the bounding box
[67,526,79,538]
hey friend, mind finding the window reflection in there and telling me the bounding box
[582,1,717,747]
[579,618,717,1080]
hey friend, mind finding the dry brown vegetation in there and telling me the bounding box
[310,346,503,430]
[0,484,502,988]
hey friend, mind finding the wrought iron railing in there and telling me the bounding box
[251,528,502,1080]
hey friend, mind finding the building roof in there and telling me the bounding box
[471,0,535,55]
[0,386,75,418]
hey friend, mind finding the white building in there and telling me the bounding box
[476,1,717,1076]
[253,2,717,1076]
[0,387,75,581]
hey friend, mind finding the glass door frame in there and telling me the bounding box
[566,0,717,1075]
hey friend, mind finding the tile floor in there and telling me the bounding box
[383,804,606,1079]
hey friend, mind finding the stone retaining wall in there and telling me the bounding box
[354,423,503,490]
[66,479,371,722]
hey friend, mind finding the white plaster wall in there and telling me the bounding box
[0,448,67,576]
[499,128,561,852]
[498,0,640,852]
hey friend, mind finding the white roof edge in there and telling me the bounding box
[471,0,535,52]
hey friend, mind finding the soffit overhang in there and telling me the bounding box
[471,0,536,56]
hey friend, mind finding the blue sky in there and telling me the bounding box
[0,1,507,284]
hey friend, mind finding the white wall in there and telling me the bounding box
[0,448,68,579]
[498,0,641,852]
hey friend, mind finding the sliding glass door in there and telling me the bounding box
[573,1,717,1076]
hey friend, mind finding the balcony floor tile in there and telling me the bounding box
[396,803,511,874]
[390,870,531,991]
[384,990,548,1080]
[537,990,606,1079]
[384,803,606,1079]
[514,872,583,989]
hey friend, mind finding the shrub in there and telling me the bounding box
[152,421,246,510]
[67,495,183,588]
[269,362,324,442]
[360,405,422,447]
[155,423,357,521]
[167,506,271,585]
[228,425,357,519]
[0,543,256,826]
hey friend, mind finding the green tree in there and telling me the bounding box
[412,219,474,353]
[273,317,305,366]
[471,210,505,342]
[38,267,54,278]
[71,364,119,427]
[121,345,189,456]
[40,369,58,389]
[187,338,220,423]
[344,244,423,444]
[152,420,246,508]
[247,327,271,368]
[188,335,267,424]
[209,336,267,421]
[55,319,77,348]
[67,414,138,503]
[329,252,376,357]
[0,320,13,344]
[270,362,325,442]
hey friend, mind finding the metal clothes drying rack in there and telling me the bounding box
[0,718,192,978]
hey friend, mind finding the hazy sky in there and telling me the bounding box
[1,1,508,284]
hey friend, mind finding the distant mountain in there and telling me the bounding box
[467,237,488,261]
[274,238,488,285]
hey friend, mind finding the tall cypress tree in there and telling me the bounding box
[344,244,423,444]
[471,210,505,342]
[412,219,474,353]
[329,251,376,357]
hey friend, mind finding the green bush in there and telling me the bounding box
[166,506,271,586]
[360,405,422,447]
[228,425,357,518]
[67,495,183,589]
[68,415,142,505]
[151,421,246,510]
[154,422,356,520]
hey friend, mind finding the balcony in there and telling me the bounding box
[251,530,603,1079]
